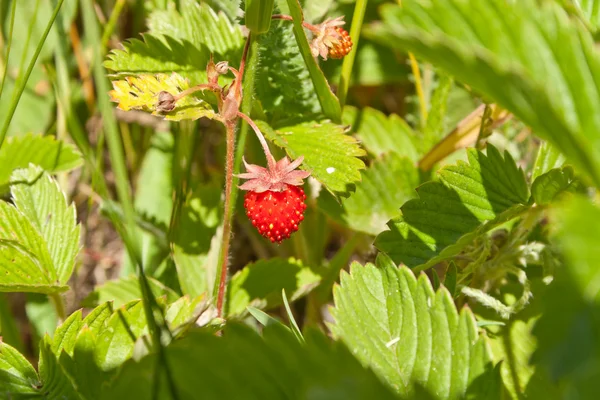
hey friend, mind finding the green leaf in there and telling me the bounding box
[94,301,147,371]
[0,167,79,293]
[67,327,102,400]
[101,324,398,400]
[109,73,216,122]
[0,341,40,396]
[0,240,64,293]
[105,1,242,86]
[343,106,418,162]
[105,34,209,84]
[259,120,366,195]
[0,134,82,193]
[368,0,600,187]
[132,132,173,273]
[531,166,582,206]
[255,18,320,127]
[285,0,342,122]
[172,183,223,298]
[375,145,529,270]
[422,74,453,153]
[11,167,80,284]
[319,153,419,236]
[488,318,559,400]
[165,295,208,329]
[147,0,244,60]
[330,261,495,398]
[39,338,80,399]
[532,141,565,181]
[247,306,287,328]
[82,275,179,308]
[226,257,324,317]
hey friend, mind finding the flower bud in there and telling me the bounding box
[156,91,176,113]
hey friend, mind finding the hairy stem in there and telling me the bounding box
[238,112,276,170]
[213,34,260,317]
[216,121,236,317]
[272,14,319,32]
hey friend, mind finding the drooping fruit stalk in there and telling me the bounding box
[237,112,311,243]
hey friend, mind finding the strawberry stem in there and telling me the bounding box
[272,14,320,33]
[237,111,277,171]
[214,34,254,318]
[173,82,221,102]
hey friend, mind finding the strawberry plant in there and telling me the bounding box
[1,0,600,399]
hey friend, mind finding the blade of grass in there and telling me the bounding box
[15,0,42,89]
[285,0,341,123]
[408,53,427,128]
[0,0,17,102]
[338,0,368,108]
[282,289,304,342]
[101,0,126,52]
[0,0,65,149]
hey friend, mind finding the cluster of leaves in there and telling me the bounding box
[2,0,600,399]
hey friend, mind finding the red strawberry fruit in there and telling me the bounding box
[239,156,310,243]
[244,184,307,243]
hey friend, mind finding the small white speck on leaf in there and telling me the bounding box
[326,167,335,174]
[385,337,400,348]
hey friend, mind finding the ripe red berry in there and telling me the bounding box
[244,184,307,243]
[329,27,352,59]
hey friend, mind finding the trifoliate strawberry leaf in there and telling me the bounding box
[147,0,244,61]
[367,0,600,187]
[318,153,419,235]
[259,121,366,196]
[531,166,583,206]
[82,275,179,308]
[226,257,325,317]
[375,145,529,270]
[109,73,216,122]
[0,134,82,194]
[330,259,498,398]
[343,106,418,162]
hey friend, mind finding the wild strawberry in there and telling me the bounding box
[308,16,352,60]
[328,27,352,59]
[244,184,307,243]
[239,156,311,243]
[236,112,311,243]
